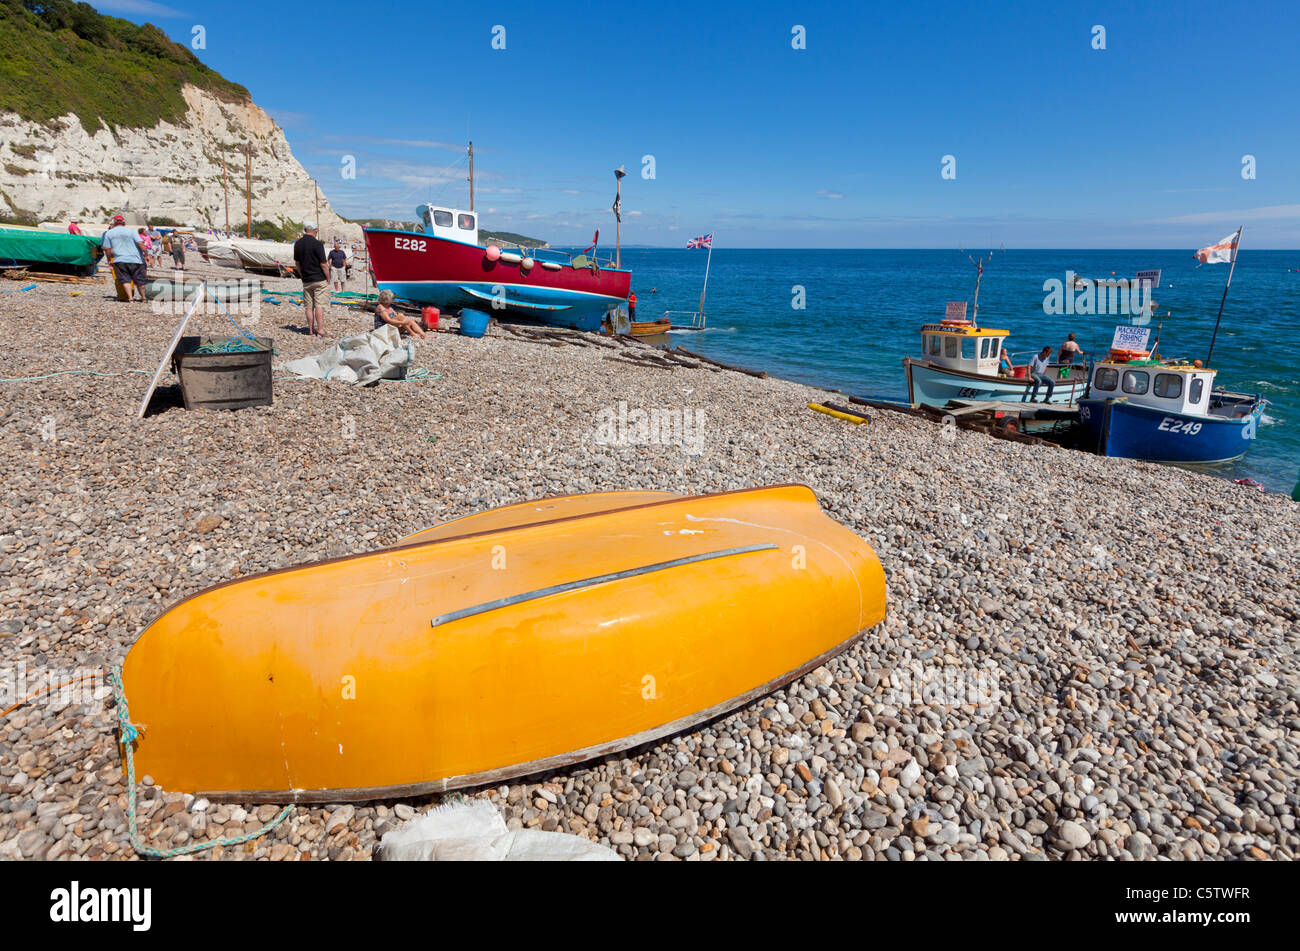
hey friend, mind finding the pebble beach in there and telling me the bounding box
[1,263,1297,862]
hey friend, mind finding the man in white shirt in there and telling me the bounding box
[1028,346,1055,402]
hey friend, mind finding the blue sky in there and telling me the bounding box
[98,0,1300,247]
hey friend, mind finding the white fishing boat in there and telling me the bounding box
[901,252,1087,407]
[903,320,1088,406]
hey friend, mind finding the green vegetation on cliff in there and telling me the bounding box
[0,0,249,132]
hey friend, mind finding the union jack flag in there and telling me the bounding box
[686,233,712,249]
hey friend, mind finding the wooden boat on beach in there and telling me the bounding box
[119,485,886,802]
[629,318,672,336]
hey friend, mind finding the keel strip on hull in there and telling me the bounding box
[431,543,779,627]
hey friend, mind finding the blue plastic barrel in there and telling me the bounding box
[459,308,490,338]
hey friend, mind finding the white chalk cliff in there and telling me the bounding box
[0,84,360,240]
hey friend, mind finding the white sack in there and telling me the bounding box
[379,800,621,862]
[281,323,412,385]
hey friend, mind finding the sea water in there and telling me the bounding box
[609,248,1299,493]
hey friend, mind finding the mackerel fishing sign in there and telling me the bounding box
[1135,269,1161,292]
[1111,325,1151,352]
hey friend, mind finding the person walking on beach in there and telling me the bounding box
[169,231,186,270]
[293,222,329,337]
[1028,346,1055,402]
[628,290,637,321]
[1058,332,1083,364]
[67,219,83,235]
[373,290,427,338]
[328,240,348,292]
[101,214,148,302]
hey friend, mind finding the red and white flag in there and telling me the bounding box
[1195,229,1241,265]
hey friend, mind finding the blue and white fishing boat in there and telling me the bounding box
[1078,354,1265,464]
[903,320,1088,406]
[1080,225,1268,465]
[903,252,1088,407]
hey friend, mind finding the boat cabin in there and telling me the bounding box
[919,321,1010,376]
[1089,358,1220,417]
[414,204,478,245]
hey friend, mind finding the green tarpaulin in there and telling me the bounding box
[0,226,102,267]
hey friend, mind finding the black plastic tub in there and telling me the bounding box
[171,336,273,411]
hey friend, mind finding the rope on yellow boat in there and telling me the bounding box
[108,667,292,858]
[0,673,102,718]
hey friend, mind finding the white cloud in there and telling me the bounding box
[1148,204,1300,225]
[817,189,845,200]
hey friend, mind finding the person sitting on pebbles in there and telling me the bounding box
[373,290,427,338]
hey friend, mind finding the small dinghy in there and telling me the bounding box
[120,485,885,802]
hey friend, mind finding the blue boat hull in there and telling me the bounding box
[377,280,620,332]
[904,358,1086,406]
[1079,397,1264,464]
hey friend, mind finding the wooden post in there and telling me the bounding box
[222,149,230,237]
[245,146,251,238]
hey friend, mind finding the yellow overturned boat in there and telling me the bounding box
[121,485,885,802]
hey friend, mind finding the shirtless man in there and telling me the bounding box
[1058,332,1083,364]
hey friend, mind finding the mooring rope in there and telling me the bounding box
[108,667,292,859]
[0,369,152,383]
[214,297,265,348]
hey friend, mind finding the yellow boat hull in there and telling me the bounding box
[120,485,886,801]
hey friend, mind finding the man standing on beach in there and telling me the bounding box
[1028,346,1055,402]
[168,231,186,270]
[293,222,329,336]
[628,290,637,321]
[101,214,148,302]
[328,240,348,292]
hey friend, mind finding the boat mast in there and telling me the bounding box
[467,141,474,212]
[244,145,251,238]
[1205,226,1244,367]
[967,251,991,328]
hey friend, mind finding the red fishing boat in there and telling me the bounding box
[363,205,630,331]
